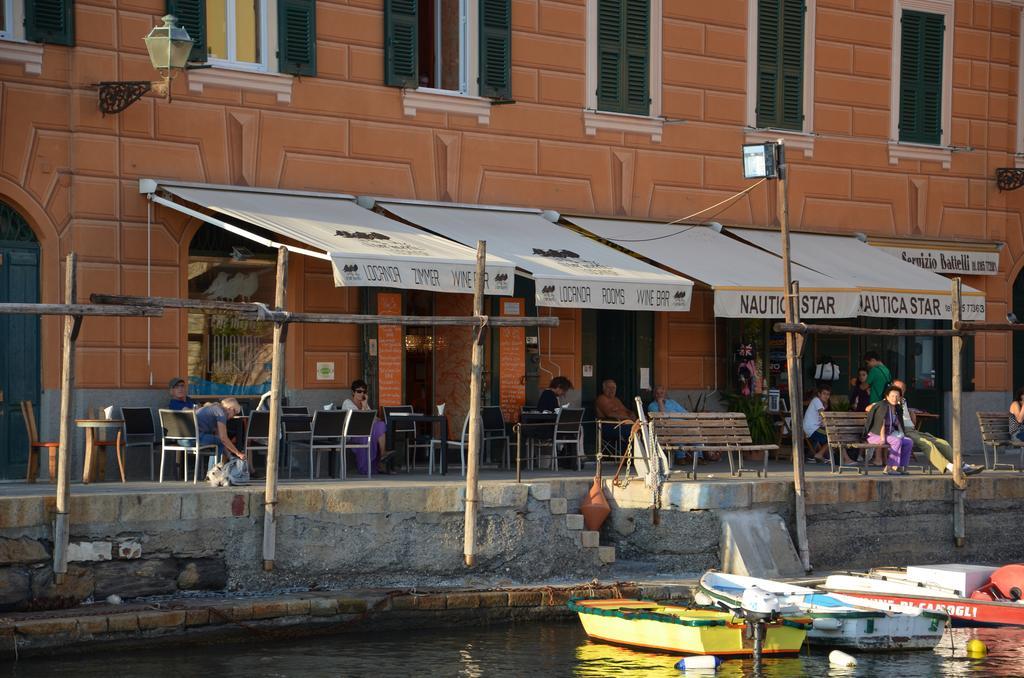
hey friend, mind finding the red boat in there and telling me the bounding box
[822,564,1024,627]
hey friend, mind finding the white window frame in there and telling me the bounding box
[424,0,469,94]
[403,0,492,123]
[888,0,953,168]
[0,0,42,75]
[744,0,816,158]
[207,0,271,73]
[583,0,664,142]
[0,0,14,39]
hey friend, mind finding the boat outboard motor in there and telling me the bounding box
[739,586,782,669]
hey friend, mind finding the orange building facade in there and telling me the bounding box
[2,0,1024,477]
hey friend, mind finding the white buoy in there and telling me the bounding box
[675,655,722,671]
[828,650,857,667]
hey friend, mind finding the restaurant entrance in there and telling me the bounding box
[584,309,654,415]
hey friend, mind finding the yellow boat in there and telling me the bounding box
[569,598,809,657]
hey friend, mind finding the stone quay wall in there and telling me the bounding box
[3,475,1024,612]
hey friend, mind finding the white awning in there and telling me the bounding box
[564,217,861,318]
[862,235,1003,276]
[143,181,515,296]
[726,228,987,321]
[374,201,693,312]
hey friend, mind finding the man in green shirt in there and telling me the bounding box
[864,351,892,402]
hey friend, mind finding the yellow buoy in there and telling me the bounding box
[966,639,988,658]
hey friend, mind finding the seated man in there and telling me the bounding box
[168,377,196,410]
[892,379,982,476]
[595,379,635,446]
[647,384,686,415]
[196,398,246,466]
[802,384,831,465]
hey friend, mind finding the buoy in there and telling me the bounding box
[675,655,722,671]
[966,639,988,658]
[828,650,857,667]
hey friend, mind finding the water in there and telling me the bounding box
[8,622,1024,677]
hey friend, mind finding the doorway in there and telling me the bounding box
[591,309,653,413]
[0,202,40,480]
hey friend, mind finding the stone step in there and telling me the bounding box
[597,546,616,564]
[549,497,568,515]
[580,530,600,548]
[565,514,584,531]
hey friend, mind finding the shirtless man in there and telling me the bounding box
[595,379,634,445]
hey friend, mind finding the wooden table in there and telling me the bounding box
[913,411,940,433]
[77,419,124,483]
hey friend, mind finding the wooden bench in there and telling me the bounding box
[977,412,1024,471]
[820,411,884,475]
[648,412,778,479]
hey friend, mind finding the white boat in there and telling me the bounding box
[697,571,948,650]
[822,564,1024,627]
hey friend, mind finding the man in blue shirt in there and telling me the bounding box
[196,398,245,463]
[168,377,196,410]
[647,384,687,414]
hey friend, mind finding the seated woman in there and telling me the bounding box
[864,385,913,475]
[1010,387,1024,442]
[849,368,871,412]
[341,379,392,475]
[802,384,831,465]
[537,375,572,412]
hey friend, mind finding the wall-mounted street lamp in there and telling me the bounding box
[95,15,195,115]
[995,168,1024,191]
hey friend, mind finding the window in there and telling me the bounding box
[384,0,511,99]
[1,0,11,39]
[583,0,662,140]
[898,9,942,144]
[888,0,952,167]
[206,0,266,69]
[596,0,649,116]
[755,0,804,130]
[418,0,465,91]
[168,0,316,75]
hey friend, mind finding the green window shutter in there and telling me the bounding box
[278,0,316,76]
[479,0,511,98]
[167,0,206,63]
[780,0,804,129]
[479,0,512,98]
[597,0,623,112]
[384,0,418,87]
[623,0,649,116]
[899,10,943,144]
[597,0,648,115]
[756,0,804,130]
[25,0,74,46]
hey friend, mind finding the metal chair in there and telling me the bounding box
[282,406,309,415]
[383,406,432,471]
[158,409,219,483]
[121,407,158,480]
[341,410,378,479]
[292,410,346,479]
[430,414,470,476]
[482,406,511,468]
[281,413,312,478]
[535,408,585,470]
[245,410,271,470]
[20,400,58,483]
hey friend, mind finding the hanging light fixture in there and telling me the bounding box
[96,15,196,115]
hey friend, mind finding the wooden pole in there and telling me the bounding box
[262,248,289,571]
[0,303,161,317]
[53,253,81,583]
[776,142,811,573]
[464,241,487,567]
[773,323,963,338]
[951,278,966,548]
[89,294,556,328]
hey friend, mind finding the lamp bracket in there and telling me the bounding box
[95,80,153,115]
[996,168,1024,191]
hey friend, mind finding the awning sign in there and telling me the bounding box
[537,278,691,311]
[858,292,986,321]
[714,290,861,319]
[876,246,1000,276]
[331,255,513,295]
